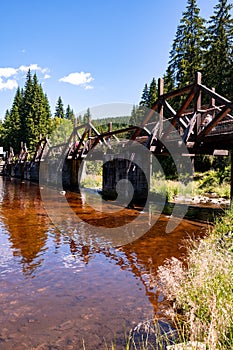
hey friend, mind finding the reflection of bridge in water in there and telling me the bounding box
[3,71,233,199]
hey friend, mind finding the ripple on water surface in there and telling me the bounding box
[0,178,207,349]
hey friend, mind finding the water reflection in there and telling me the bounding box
[0,178,207,349]
[0,178,49,276]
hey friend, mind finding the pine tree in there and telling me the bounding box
[2,70,51,152]
[21,72,51,150]
[165,0,205,87]
[55,96,65,118]
[148,78,157,108]
[83,108,91,123]
[65,104,75,123]
[129,105,138,125]
[2,88,22,153]
[203,0,233,98]
[139,84,150,106]
[163,66,176,94]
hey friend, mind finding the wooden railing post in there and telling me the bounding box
[194,72,202,135]
[158,77,164,137]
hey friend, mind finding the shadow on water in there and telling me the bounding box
[0,177,223,349]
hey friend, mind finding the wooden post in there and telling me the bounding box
[211,87,216,119]
[210,87,216,107]
[194,72,202,135]
[158,78,164,137]
[73,117,77,145]
[88,116,92,138]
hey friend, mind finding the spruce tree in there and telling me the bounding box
[65,104,75,123]
[203,0,233,98]
[129,105,138,125]
[54,96,65,118]
[165,0,205,87]
[21,71,51,150]
[148,78,157,108]
[83,108,91,123]
[2,70,51,152]
[139,84,150,106]
[2,88,22,153]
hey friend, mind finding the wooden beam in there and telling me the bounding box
[162,99,176,118]
[158,78,164,137]
[175,86,198,123]
[162,83,194,100]
[75,129,88,152]
[194,73,202,134]
[90,126,139,149]
[182,112,197,143]
[197,106,232,141]
[131,100,160,140]
[161,86,197,142]
[198,84,233,109]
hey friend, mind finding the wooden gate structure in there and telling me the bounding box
[3,72,233,199]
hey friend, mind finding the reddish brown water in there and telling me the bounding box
[0,178,207,350]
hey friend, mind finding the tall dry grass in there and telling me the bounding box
[157,206,233,349]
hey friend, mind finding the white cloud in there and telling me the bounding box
[85,85,94,90]
[0,68,17,78]
[18,63,49,73]
[59,71,94,87]
[0,64,50,91]
[0,78,18,91]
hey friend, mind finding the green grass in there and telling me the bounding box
[80,174,102,189]
[150,169,231,201]
[157,206,233,349]
[194,169,230,199]
[150,177,194,201]
[80,166,231,201]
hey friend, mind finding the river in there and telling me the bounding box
[0,178,208,350]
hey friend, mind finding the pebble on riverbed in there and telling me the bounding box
[167,341,206,349]
[173,194,230,206]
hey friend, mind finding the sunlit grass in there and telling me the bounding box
[80,174,102,189]
[157,206,233,349]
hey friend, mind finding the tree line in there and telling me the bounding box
[132,0,233,124]
[1,0,232,155]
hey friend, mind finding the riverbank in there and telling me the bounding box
[156,205,233,349]
[105,206,233,350]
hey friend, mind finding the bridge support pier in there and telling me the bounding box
[102,152,150,205]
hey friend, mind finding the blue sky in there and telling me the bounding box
[0,0,222,119]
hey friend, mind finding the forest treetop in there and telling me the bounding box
[0,0,232,153]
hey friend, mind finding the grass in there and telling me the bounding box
[80,174,102,189]
[156,206,233,349]
[80,197,233,349]
[194,169,230,199]
[150,176,194,201]
[80,170,230,202]
[82,319,177,349]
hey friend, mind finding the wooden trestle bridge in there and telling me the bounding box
[3,72,233,199]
